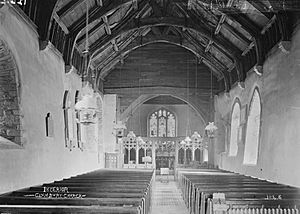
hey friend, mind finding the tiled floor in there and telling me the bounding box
[149,175,189,214]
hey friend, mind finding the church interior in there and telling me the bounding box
[0,0,300,213]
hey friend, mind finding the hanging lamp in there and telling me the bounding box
[74,1,97,124]
[184,54,192,144]
[204,66,218,138]
[204,27,218,138]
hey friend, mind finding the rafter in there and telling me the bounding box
[182,30,230,91]
[57,0,85,17]
[183,32,229,72]
[53,12,69,34]
[111,39,118,51]
[225,13,264,67]
[261,15,276,34]
[103,15,111,35]
[96,31,230,90]
[215,14,226,35]
[77,21,104,46]
[223,23,252,44]
[185,8,244,81]
[94,30,142,70]
[248,0,273,19]
[69,0,134,36]
[242,41,255,56]
[90,16,242,61]
[205,40,213,52]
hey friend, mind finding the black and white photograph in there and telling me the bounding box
[0,0,300,213]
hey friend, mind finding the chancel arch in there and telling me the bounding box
[243,88,262,165]
[229,99,241,157]
[121,94,207,125]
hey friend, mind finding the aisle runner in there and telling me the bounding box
[150,176,189,214]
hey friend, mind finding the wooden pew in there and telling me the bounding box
[176,169,300,214]
[0,169,155,214]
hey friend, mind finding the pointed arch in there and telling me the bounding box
[243,88,262,165]
[229,99,241,156]
[63,90,73,148]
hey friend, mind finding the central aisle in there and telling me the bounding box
[150,175,189,214]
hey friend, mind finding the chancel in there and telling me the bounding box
[0,0,300,213]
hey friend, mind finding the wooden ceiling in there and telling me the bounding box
[103,43,221,91]
[14,0,300,92]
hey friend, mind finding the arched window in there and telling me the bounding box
[243,89,261,165]
[229,101,241,156]
[45,113,54,137]
[63,90,73,148]
[149,108,176,137]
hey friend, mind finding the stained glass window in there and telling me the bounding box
[149,108,176,137]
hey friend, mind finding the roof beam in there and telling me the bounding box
[88,0,149,54]
[69,0,134,36]
[182,31,230,91]
[96,31,229,89]
[185,8,244,81]
[205,40,213,52]
[242,41,255,56]
[261,15,276,34]
[97,34,225,81]
[57,0,85,17]
[103,15,111,35]
[90,16,242,60]
[77,21,104,45]
[215,14,226,35]
[111,39,119,51]
[223,23,252,44]
[95,30,142,70]
[225,13,264,67]
[247,0,273,19]
[53,12,69,34]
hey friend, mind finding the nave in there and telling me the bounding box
[0,168,300,214]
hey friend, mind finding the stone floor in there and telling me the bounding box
[149,175,189,214]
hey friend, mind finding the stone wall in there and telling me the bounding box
[214,25,300,187]
[0,5,105,194]
[0,39,21,144]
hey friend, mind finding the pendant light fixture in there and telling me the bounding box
[74,1,98,124]
[204,67,218,138]
[204,27,217,138]
[184,55,191,143]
